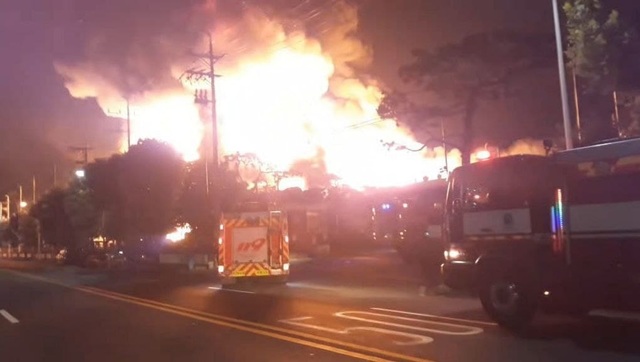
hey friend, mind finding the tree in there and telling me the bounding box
[85,155,126,242]
[86,139,186,243]
[564,0,640,140]
[564,0,631,93]
[380,31,554,164]
[63,180,100,253]
[18,214,39,249]
[29,187,74,249]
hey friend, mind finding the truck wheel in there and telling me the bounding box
[219,277,236,286]
[273,275,289,284]
[479,267,538,331]
[396,245,414,264]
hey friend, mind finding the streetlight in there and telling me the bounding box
[75,169,86,179]
[552,0,574,150]
[20,201,28,209]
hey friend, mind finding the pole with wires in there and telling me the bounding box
[183,33,224,199]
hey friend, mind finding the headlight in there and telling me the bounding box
[444,246,467,261]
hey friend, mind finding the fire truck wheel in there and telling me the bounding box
[219,277,236,286]
[270,275,289,284]
[396,245,415,264]
[479,267,538,332]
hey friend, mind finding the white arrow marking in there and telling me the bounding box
[371,307,498,327]
[0,310,19,324]
[334,311,484,336]
[280,316,433,345]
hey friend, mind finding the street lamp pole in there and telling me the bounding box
[3,195,9,220]
[32,175,36,203]
[552,0,574,150]
[18,185,23,213]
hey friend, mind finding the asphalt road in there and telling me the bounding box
[1,248,639,362]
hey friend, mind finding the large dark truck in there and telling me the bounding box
[370,180,447,272]
[286,204,329,257]
[441,138,640,330]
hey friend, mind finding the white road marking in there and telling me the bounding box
[280,316,433,345]
[208,286,255,294]
[335,311,484,336]
[0,309,19,324]
[371,307,497,327]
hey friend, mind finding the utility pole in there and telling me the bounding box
[18,185,23,213]
[32,175,36,203]
[126,96,132,150]
[552,0,574,150]
[572,69,582,144]
[107,97,134,152]
[183,32,224,197]
[440,119,449,175]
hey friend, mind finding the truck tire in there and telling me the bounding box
[478,266,538,332]
[396,245,414,264]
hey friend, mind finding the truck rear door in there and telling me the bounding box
[230,212,269,267]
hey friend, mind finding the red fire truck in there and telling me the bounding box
[441,138,640,329]
[217,201,290,284]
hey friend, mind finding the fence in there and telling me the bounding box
[0,247,56,261]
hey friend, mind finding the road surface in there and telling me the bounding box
[1,248,639,362]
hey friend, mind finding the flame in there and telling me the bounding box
[126,94,203,162]
[55,2,456,189]
[166,223,192,243]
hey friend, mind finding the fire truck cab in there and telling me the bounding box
[217,201,290,284]
[441,138,640,330]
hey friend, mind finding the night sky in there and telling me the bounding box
[0,0,620,194]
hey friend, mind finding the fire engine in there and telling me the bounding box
[441,138,640,330]
[370,180,447,265]
[217,200,290,283]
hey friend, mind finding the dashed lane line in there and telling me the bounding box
[1,309,19,324]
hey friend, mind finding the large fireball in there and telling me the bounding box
[54,1,457,189]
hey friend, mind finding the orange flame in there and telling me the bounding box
[55,2,457,189]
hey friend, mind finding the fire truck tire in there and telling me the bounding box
[270,275,289,284]
[219,277,237,286]
[478,266,538,332]
[396,245,415,264]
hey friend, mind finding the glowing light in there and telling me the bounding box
[75,169,86,178]
[166,224,192,243]
[476,150,491,161]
